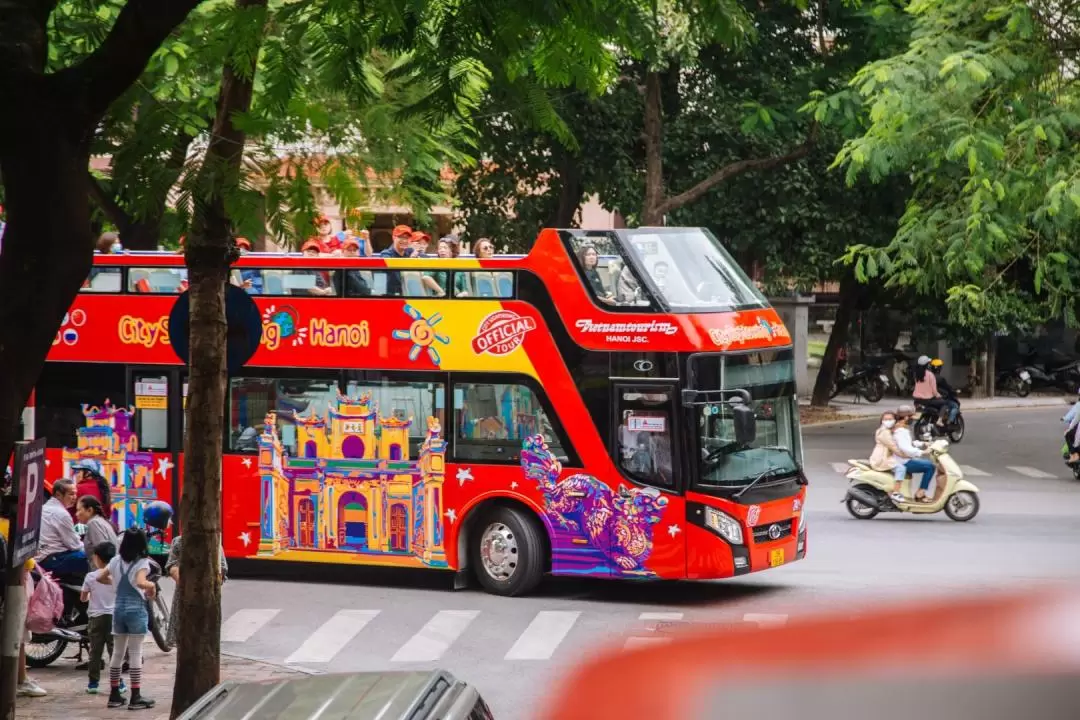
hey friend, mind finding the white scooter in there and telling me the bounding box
[843,438,981,521]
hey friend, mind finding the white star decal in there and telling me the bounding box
[45,460,51,467]
[444,508,457,524]
[156,457,174,479]
[667,524,681,538]
[510,481,519,490]
[455,467,474,487]
[238,531,252,547]
[241,457,252,468]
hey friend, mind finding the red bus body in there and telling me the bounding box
[36,227,806,587]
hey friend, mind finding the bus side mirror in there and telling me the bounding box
[732,404,757,446]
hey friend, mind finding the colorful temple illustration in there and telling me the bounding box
[256,393,448,567]
[61,401,164,549]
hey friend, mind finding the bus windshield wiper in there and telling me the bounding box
[733,466,787,499]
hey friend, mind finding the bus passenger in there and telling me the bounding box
[296,240,335,296]
[473,238,495,259]
[438,236,469,296]
[312,216,340,254]
[378,226,418,296]
[342,238,371,296]
[577,245,614,304]
[231,238,261,293]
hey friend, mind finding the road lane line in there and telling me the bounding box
[285,609,380,664]
[639,612,684,621]
[504,611,581,660]
[623,636,672,650]
[221,609,280,643]
[743,613,788,628]
[391,610,479,663]
[831,462,851,474]
[1007,466,1056,478]
[959,465,990,477]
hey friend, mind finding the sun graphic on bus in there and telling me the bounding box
[392,304,450,365]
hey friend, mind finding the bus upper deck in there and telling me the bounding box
[36,227,805,595]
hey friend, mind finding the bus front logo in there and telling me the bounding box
[472,310,537,356]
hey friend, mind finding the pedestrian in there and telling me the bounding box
[16,559,47,698]
[96,529,157,710]
[81,541,126,696]
[165,533,228,650]
[76,495,118,565]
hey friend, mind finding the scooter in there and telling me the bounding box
[843,438,981,521]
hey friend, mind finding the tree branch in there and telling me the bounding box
[53,0,206,122]
[653,122,820,218]
[86,172,132,230]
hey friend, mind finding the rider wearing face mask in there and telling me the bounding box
[892,406,937,503]
[870,411,905,502]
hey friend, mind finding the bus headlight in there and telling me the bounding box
[703,507,743,545]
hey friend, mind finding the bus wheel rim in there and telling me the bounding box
[479,522,518,581]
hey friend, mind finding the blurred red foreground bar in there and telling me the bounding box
[539,585,1080,720]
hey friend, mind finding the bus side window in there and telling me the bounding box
[227,376,338,455]
[454,382,564,462]
[132,375,169,450]
[615,389,675,488]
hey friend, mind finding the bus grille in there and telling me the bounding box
[752,519,793,544]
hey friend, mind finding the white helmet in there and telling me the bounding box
[917,355,931,366]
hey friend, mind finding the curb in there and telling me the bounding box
[802,398,1069,428]
[221,650,321,676]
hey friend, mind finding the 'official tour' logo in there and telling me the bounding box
[472,310,536,356]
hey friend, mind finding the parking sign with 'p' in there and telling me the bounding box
[10,438,46,568]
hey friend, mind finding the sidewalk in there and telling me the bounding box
[801,392,1071,424]
[16,646,306,720]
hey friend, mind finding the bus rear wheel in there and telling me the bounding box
[470,505,544,597]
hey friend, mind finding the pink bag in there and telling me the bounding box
[25,570,64,633]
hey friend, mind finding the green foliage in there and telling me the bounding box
[830,0,1080,333]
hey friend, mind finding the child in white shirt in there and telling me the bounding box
[80,542,124,696]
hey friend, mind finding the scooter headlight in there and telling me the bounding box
[703,507,744,545]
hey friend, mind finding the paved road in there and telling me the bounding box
[128,408,1080,717]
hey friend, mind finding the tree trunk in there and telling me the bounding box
[811,273,858,407]
[641,70,666,226]
[548,147,583,227]
[169,0,266,716]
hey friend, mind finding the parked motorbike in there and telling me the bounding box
[995,366,1032,397]
[1017,349,1080,392]
[831,363,889,403]
[843,438,981,521]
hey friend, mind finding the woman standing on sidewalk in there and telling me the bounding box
[164,533,228,649]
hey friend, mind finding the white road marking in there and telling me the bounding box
[391,610,479,662]
[1007,466,1056,479]
[623,636,672,650]
[285,609,380,664]
[742,613,788,628]
[221,609,280,643]
[958,465,990,477]
[504,611,581,661]
[638,612,684,621]
[831,462,851,474]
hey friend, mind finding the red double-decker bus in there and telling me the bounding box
[32,227,806,595]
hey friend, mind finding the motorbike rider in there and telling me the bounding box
[869,411,907,504]
[1063,388,1080,463]
[68,462,113,524]
[893,406,937,502]
[929,358,961,425]
[912,355,946,426]
[36,478,89,577]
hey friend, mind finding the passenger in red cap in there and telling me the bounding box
[409,231,431,256]
[298,239,334,296]
[313,216,340,254]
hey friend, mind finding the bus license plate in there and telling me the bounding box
[768,549,785,567]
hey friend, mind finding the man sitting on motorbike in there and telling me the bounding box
[929,358,960,425]
[893,406,937,503]
[36,478,88,577]
[912,355,946,427]
[1063,388,1080,463]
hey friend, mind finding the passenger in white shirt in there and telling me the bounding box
[36,479,87,576]
[892,406,937,503]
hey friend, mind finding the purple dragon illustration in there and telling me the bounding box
[521,434,668,573]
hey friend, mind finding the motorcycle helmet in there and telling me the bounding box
[930,358,944,368]
[142,500,174,531]
[917,355,931,366]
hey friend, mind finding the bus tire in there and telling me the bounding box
[470,505,544,597]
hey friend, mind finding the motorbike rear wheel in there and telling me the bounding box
[863,378,885,403]
[25,636,67,668]
[947,415,965,443]
[1014,378,1031,397]
[944,490,979,522]
[845,490,880,520]
[148,593,173,652]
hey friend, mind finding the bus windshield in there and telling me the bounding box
[690,350,802,488]
[621,228,768,312]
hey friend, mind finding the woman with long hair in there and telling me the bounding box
[75,495,118,562]
[69,465,112,524]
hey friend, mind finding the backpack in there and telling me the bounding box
[25,570,64,633]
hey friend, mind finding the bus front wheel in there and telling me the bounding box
[470,505,544,596]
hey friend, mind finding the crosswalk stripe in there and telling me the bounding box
[391,610,479,663]
[221,609,280,643]
[831,462,851,474]
[958,465,990,477]
[1007,466,1056,478]
[742,613,788,628]
[638,612,684,621]
[285,609,380,664]
[504,611,581,661]
[623,636,672,650]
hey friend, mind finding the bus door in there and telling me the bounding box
[611,383,687,578]
[127,367,183,550]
